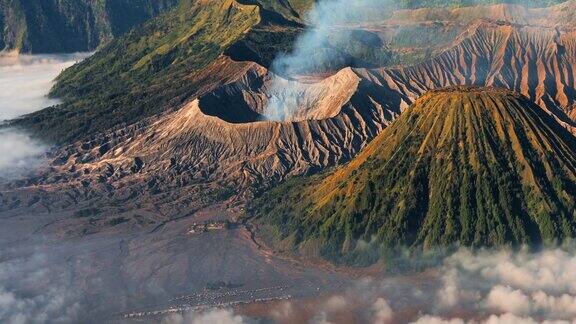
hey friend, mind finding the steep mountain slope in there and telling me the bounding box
[12,0,264,144]
[248,87,576,263]
[12,0,575,144]
[4,0,576,234]
[0,0,179,53]
[359,20,576,128]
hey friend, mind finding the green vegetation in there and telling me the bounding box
[0,0,179,53]
[247,0,313,19]
[248,87,576,265]
[12,0,261,144]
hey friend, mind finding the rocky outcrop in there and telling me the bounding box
[359,21,576,129]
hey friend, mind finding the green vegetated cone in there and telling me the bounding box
[249,86,576,265]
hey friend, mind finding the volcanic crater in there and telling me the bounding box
[198,67,360,123]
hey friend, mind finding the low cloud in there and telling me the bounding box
[0,252,82,323]
[0,54,88,121]
[9,244,575,323]
[412,313,575,324]
[485,285,531,315]
[372,298,393,324]
[195,247,576,324]
[0,128,47,180]
[0,53,88,180]
[412,316,466,324]
[412,247,576,323]
[161,309,250,324]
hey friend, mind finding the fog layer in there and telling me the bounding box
[164,247,576,323]
[0,54,89,120]
[0,53,88,180]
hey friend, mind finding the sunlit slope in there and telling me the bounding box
[249,87,576,262]
[13,0,261,143]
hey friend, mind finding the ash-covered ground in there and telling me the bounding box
[0,54,348,323]
[0,206,353,323]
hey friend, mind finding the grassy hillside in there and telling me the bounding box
[0,0,178,53]
[12,0,261,143]
[248,87,576,265]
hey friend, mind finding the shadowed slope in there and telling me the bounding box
[249,87,576,264]
[0,0,179,53]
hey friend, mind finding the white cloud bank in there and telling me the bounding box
[412,247,576,324]
[0,54,88,120]
[0,53,89,180]
[169,247,576,324]
[162,309,250,324]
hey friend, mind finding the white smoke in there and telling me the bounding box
[0,53,89,180]
[263,0,395,120]
[261,0,553,121]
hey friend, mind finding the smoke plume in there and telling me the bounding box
[263,0,395,121]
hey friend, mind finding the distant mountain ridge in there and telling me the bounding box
[248,87,576,264]
[0,0,178,53]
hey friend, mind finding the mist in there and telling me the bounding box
[0,128,47,179]
[0,53,88,180]
[162,246,576,323]
[0,248,82,323]
[0,232,136,324]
